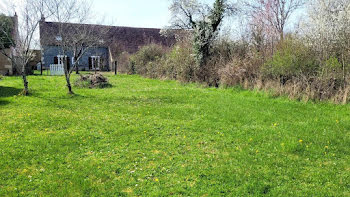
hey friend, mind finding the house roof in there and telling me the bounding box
[39,21,177,55]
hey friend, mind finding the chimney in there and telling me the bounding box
[40,14,45,22]
[12,13,19,43]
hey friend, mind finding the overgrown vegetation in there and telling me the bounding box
[125,0,350,104]
[1,74,349,195]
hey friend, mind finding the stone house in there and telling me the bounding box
[0,14,18,75]
[39,18,176,71]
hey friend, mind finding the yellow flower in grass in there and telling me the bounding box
[154,178,159,182]
[299,139,303,143]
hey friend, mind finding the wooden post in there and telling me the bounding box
[114,61,117,75]
[40,61,43,75]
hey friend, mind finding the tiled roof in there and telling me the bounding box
[39,21,176,54]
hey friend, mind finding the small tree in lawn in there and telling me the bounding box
[169,0,238,83]
[45,0,107,94]
[0,0,50,95]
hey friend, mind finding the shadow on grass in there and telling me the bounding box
[0,86,22,98]
[0,100,10,105]
[31,92,89,109]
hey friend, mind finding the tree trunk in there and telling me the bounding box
[76,64,79,74]
[66,76,74,94]
[64,59,74,94]
[22,74,29,95]
[21,63,29,95]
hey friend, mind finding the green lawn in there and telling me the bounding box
[0,73,349,196]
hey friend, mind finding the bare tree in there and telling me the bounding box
[169,0,238,82]
[0,0,50,95]
[245,0,305,41]
[44,0,107,94]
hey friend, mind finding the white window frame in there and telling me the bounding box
[57,55,67,65]
[91,56,101,69]
[56,36,62,41]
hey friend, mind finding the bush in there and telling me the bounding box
[129,44,166,75]
[75,73,111,89]
[160,42,197,82]
[262,37,318,80]
[117,52,131,74]
[197,39,250,87]
[127,42,197,82]
[321,57,345,79]
[219,53,263,88]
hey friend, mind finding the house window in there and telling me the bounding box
[89,56,101,70]
[57,55,66,65]
[56,36,62,41]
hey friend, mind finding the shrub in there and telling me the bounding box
[117,52,131,74]
[219,53,263,88]
[161,42,197,82]
[321,57,345,80]
[129,44,166,75]
[262,37,318,80]
[127,42,197,82]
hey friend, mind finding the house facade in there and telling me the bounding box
[39,18,176,71]
[0,14,18,75]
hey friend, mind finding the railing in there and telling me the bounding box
[50,64,64,76]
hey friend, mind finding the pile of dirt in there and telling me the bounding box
[75,73,111,88]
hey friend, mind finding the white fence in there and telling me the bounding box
[50,64,64,76]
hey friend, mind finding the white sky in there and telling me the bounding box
[0,0,218,28]
[93,0,172,28]
[0,0,305,38]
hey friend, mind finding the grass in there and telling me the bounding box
[0,73,350,196]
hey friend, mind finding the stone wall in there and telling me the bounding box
[0,49,12,75]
